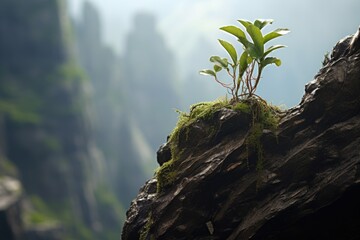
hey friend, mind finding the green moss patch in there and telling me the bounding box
[156,98,231,193]
[139,212,155,240]
[169,98,231,147]
[24,195,59,227]
[0,157,18,177]
[244,98,281,171]
[156,97,281,193]
[156,159,177,193]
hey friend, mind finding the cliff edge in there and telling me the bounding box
[122,28,360,240]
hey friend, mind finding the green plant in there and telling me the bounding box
[200,19,289,101]
[160,20,289,188]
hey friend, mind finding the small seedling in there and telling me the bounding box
[200,19,289,102]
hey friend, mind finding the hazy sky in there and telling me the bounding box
[67,0,360,107]
[68,0,231,54]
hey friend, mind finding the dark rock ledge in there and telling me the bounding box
[122,28,360,240]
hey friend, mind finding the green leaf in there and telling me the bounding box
[218,39,238,64]
[210,56,228,68]
[260,57,282,69]
[220,26,246,40]
[238,19,252,29]
[254,19,274,29]
[220,25,250,49]
[247,56,253,64]
[199,69,216,77]
[263,28,290,44]
[245,43,262,59]
[237,37,252,49]
[246,24,264,57]
[213,65,222,72]
[245,45,256,58]
[239,51,249,77]
[263,45,286,58]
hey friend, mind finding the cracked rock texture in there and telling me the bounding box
[122,28,360,240]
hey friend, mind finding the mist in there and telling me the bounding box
[68,0,360,107]
[67,0,360,233]
[0,0,359,239]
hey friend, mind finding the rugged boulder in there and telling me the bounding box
[122,28,360,240]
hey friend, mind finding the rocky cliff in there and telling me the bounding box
[122,28,360,240]
[73,2,150,208]
[0,1,119,239]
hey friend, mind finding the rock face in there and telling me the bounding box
[122,28,360,240]
[0,0,113,239]
[74,2,149,208]
[0,177,23,240]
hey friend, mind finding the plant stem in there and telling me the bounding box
[253,63,262,93]
[248,62,256,97]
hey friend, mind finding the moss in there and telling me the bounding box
[169,98,230,153]
[54,201,95,240]
[23,196,97,240]
[0,101,41,123]
[24,195,59,227]
[188,99,230,121]
[0,95,42,124]
[233,101,251,113]
[156,98,230,193]
[156,159,177,193]
[0,157,18,177]
[156,97,281,193]
[139,213,154,240]
[43,135,62,152]
[244,98,281,171]
[54,63,87,84]
[27,212,55,225]
[246,123,264,170]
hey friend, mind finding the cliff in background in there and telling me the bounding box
[122,13,180,151]
[122,28,360,240]
[73,3,184,209]
[73,2,150,207]
[0,0,121,239]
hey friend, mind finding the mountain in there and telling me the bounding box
[73,1,150,209]
[122,27,360,240]
[0,0,121,239]
[122,12,180,151]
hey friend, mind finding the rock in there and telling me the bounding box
[157,143,172,166]
[122,29,360,240]
[0,1,107,238]
[122,179,157,240]
[0,176,23,240]
[213,108,251,142]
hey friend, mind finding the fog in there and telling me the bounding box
[0,1,359,238]
[68,0,360,107]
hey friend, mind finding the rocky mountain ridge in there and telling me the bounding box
[122,27,360,240]
[0,1,120,239]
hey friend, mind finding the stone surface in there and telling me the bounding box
[122,29,360,240]
[0,177,23,240]
[157,143,172,166]
[0,0,109,238]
